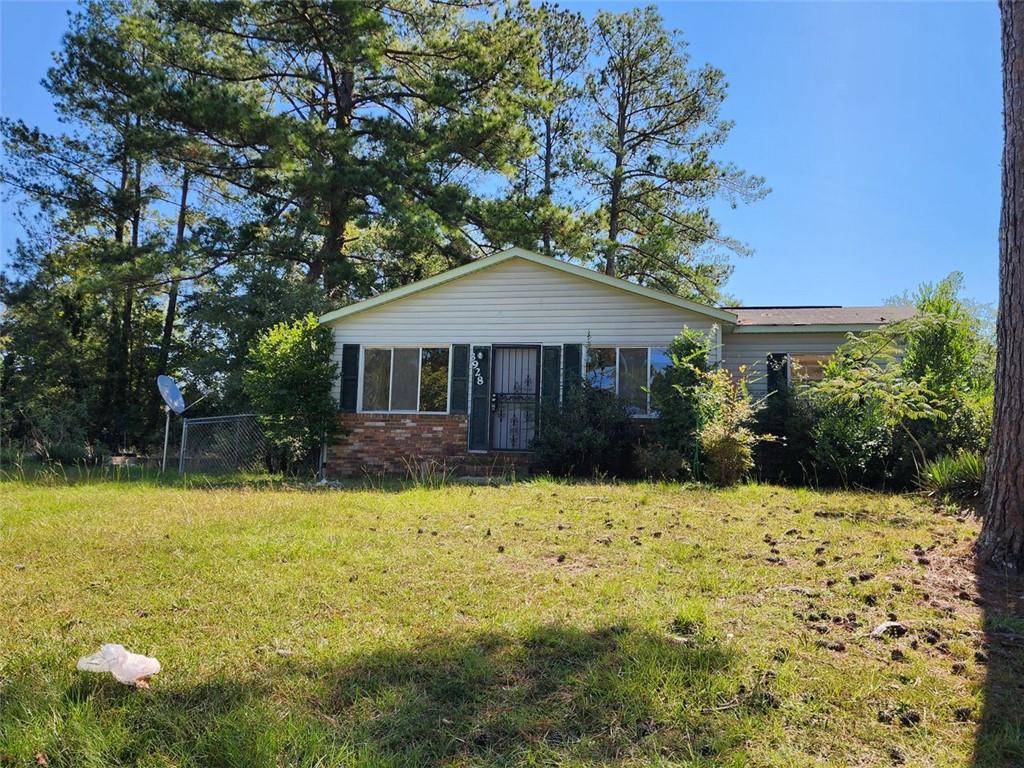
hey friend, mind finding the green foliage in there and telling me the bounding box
[1,0,765,454]
[650,328,710,458]
[694,368,765,486]
[782,274,995,490]
[634,442,690,482]
[808,332,941,488]
[754,383,817,485]
[242,315,338,470]
[530,384,640,478]
[921,451,985,500]
[900,273,993,395]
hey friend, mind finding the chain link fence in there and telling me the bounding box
[176,414,323,477]
[178,414,268,475]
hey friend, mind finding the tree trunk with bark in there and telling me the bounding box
[979,0,1024,569]
[156,168,190,378]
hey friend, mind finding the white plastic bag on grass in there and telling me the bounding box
[77,644,160,687]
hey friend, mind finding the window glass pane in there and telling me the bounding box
[618,348,648,415]
[648,348,672,416]
[649,348,671,383]
[790,354,826,382]
[419,347,450,412]
[361,349,391,411]
[586,347,616,391]
[391,348,420,410]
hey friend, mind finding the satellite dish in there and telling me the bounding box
[156,375,186,415]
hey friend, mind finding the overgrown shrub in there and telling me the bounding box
[530,384,640,478]
[635,442,690,481]
[796,273,994,490]
[695,368,765,487]
[650,328,710,461]
[808,332,940,489]
[754,383,817,485]
[921,451,985,500]
[242,314,339,472]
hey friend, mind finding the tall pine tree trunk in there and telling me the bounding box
[157,168,190,377]
[979,0,1024,569]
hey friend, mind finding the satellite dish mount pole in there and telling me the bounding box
[161,406,172,473]
[155,375,192,474]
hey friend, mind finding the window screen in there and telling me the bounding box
[618,348,648,414]
[391,348,420,410]
[361,349,391,411]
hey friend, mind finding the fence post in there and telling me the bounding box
[178,418,188,475]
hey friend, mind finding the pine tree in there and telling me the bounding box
[579,6,766,302]
[978,0,1024,569]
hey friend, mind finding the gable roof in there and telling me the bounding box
[318,247,740,325]
[727,305,916,333]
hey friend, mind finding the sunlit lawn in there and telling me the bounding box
[1,477,1019,767]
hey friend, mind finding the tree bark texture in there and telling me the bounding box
[979,0,1024,569]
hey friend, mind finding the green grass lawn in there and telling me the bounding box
[1,477,1021,767]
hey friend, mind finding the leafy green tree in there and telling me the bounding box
[242,314,339,471]
[184,256,331,412]
[898,273,994,396]
[578,6,766,301]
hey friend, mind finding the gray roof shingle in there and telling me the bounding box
[727,305,916,327]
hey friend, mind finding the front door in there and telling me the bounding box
[490,346,540,451]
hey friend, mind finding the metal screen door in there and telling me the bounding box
[490,346,540,450]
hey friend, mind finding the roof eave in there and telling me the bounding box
[730,323,890,334]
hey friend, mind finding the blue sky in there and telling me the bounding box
[0,0,1001,307]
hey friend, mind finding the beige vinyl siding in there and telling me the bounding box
[328,257,717,352]
[720,331,850,396]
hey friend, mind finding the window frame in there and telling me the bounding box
[357,344,453,415]
[586,345,668,418]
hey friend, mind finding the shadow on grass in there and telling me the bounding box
[0,624,776,767]
[973,558,1024,767]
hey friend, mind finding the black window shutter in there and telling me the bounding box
[562,344,582,401]
[340,344,359,412]
[468,346,490,450]
[766,353,789,395]
[542,346,561,407]
[450,344,470,414]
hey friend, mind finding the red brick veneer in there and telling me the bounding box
[325,412,470,477]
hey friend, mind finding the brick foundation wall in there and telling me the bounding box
[325,412,471,477]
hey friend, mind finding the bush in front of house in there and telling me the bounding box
[753,382,817,485]
[530,383,640,478]
[755,273,995,490]
[242,314,339,472]
[695,367,766,486]
[649,328,710,464]
[634,441,690,481]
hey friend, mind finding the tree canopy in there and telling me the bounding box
[0,0,764,457]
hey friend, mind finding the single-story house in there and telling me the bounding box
[319,247,914,477]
